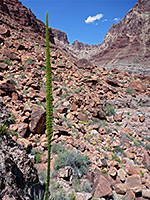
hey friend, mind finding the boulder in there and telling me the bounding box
[92,169,112,198]
[29,107,46,134]
[142,189,150,199]
[125,174,142,193]
[17,122,29,137]
[58,166,74,180]
[0,79,16,93]
[0,25,10,37]
[128,80,147,93]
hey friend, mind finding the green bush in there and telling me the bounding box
[53,149,91,177]
[104,106,116,116]
[81,180,92,193]
[72,178,81,192]
[68,193,76,200]
[52,143,66,155]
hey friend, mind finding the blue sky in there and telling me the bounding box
[20,0,137,45]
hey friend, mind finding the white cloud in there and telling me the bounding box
[113,17,120,22]
[102,19,108,22]
[85,13,103,24]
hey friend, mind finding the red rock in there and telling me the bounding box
[106,78,120,87]
[0,25,10,37]
[124,190,135,200]
[0,79,16,93]
[17,138,31,148]
[139,115,146,122]
[118,168,127,182]
[77,112,88,122]
[127,165,141,176]
[114,113,123,122]
[57,106,68,113]
[17,122,28,137]
[29,107,46,134]
[70,103,78,111]
[125,174,142,193]
[142,149,150,171]
[128,80,147,93]
[109,167,117,177]
[113,183,126,194]
[92,169,112,198]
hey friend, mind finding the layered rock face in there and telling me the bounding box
[89,0,150,73]
[53,0,150,74]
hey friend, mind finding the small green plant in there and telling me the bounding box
[25,58,33,65]
[126,88,134,95]
[49,180,68,200]
[92,141,96,145]
[9,130,18,138]
[107,146,113,151]
[112,154,121,163]
[83,136,87,140]
[115,122,121,126]
[8,113,15,124]
[0,124,8,135]
[134,140,140,147]
[104,106,115,116]
[19,66,24,70]
[140,170,144,176]
[113,146,123,153]
[80,120,88,125]
[68,193,76,200]
[4,59,12,66]
[101,169,108,175]
[35,153,42,163]
[139,102,144,107]
[145,144,150,151]
[18,38,23,42]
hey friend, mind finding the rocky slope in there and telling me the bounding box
[54,0,150,75]
[0,0,150,200]
[89,0,150,74]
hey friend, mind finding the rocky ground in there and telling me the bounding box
[0,0,150,199]
[0,23,150,200]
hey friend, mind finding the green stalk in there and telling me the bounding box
[45,11,53,200]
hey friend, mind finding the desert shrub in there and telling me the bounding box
[49,181,68,200]
[81,180,92,193]
[53,149,91,177]
[68,193,76,200]
[104,106,116,116]
[72,178,81,192]
[52,143,66,154]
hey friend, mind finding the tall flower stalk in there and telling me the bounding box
[45,11,53,200]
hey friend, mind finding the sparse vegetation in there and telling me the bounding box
[4,59,12,66]
[126,88,134,95]
[53,148,91,178]
[104,106,116,116]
